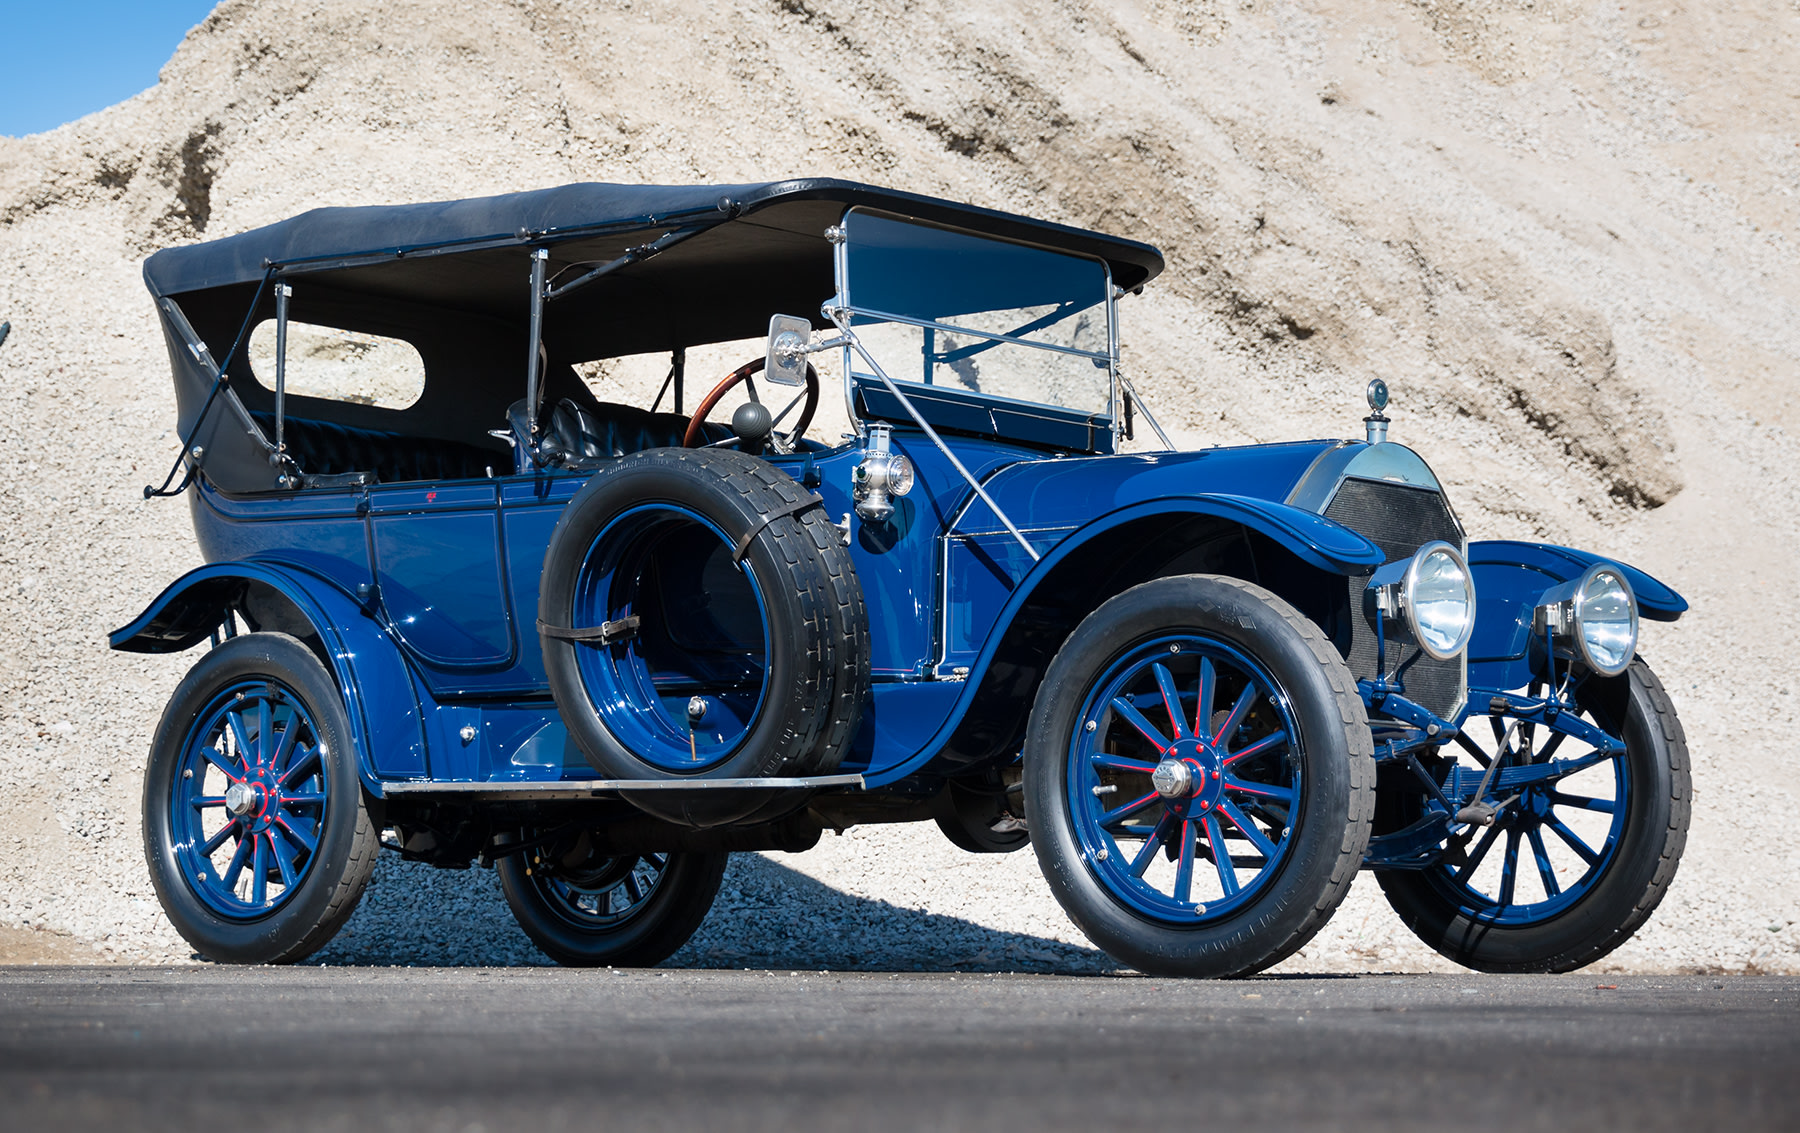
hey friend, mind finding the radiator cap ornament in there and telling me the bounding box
[1364,379,1390,445]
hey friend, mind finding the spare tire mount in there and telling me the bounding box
[539,448,869,824]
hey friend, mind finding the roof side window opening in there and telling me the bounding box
[247,319,426,410]
[840,209,1114,417]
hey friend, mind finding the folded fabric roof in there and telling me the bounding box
[142,178,1165,301]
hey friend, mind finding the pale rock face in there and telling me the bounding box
[0,0,1794,972]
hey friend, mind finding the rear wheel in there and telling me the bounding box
[1026,575,1374,978]
[1377,659,1689,972]
[142,633,378,964]
[497,832,727,967]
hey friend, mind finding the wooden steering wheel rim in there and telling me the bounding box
[682,357,821,448]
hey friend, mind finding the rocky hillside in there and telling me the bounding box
[0,0,1795,971]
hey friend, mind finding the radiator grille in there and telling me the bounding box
[1323,478,1467,719]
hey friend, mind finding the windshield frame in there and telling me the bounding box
[832,207,1121,444]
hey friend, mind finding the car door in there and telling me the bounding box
[367,479,518,688]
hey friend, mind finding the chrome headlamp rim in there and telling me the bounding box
[1570,563,1638,678]
[1399,540,1476,662]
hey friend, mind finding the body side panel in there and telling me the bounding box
[109,561,429,785]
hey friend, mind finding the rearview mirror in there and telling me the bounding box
[764,314,812,387]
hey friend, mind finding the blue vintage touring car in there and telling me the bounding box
[115,180,1689,975]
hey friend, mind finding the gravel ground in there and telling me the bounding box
[0,0,1796,973]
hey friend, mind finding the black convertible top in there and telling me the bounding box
[143,178,1163,299]
[145,180,1163,495]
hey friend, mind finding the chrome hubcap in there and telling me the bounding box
[224,781,263,817]
[1151,759,1193,798]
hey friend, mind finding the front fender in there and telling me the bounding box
[958,493,1386,576]
[110,562,427,786]
[1466,540,1687,691]
[865,496,1381,786]
[1157,494,1387,574]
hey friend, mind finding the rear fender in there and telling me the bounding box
[1467,540,1687,691]
[109,562,428,787]
[870,496,1382,785]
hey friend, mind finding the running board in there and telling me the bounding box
[377,773,865,802]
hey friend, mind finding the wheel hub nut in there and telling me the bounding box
[224,781,262,817]
[1150,759,1194,799]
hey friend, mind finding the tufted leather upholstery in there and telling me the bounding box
[250,412,500,485]
[542,398,731,463]
[252,401,728,487]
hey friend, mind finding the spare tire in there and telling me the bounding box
[539,448,868,820]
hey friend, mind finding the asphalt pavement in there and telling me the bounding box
[1,968,1794,1131]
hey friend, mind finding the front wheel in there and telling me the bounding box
[1025,575,1374,978]
[142,632,379,964]
[1377,659,1690,972]
[497,832,727,967]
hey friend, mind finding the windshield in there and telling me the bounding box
[840,209,1114,421]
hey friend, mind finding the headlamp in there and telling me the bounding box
[1538,563,1637,677]
[1370,541,1476,662]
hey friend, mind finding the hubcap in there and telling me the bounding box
[1150,759,1192,798]
[224,781,262,817]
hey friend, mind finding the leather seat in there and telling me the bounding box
[541,398,730,462]
[250,412,500,485]
[253,399,727,487]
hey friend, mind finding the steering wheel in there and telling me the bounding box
[682,357,820,451]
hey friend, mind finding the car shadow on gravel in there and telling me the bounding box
[306,850,1112,974]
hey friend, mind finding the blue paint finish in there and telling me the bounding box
[493,472,591,692]
[1065,633,1303,923]
[835,680,967,775]
[942,531,1065,667]
[792,432,1035,677]
[859,496,1382,787]
[189,482,373,599]
[110,562,429,787]
[490,715,583,780]
[927,443,1386,688]
[426,703,484,781]
[151,432,1389,792]
[1470,541,1687,620]
[1466,540,1686,692]
[419,700,589,783]
[955,442,1347,538]
[167,676,332,919]
[570,503,773,773]
[370,501,515,672]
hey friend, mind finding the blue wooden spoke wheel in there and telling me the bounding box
[1377,659,1690,972]
[1067,634,1304,922]
[1026,574,1374,978]
[497,834,728,967]
[142,633,379,964]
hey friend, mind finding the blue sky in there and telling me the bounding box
[0,1,220,137]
